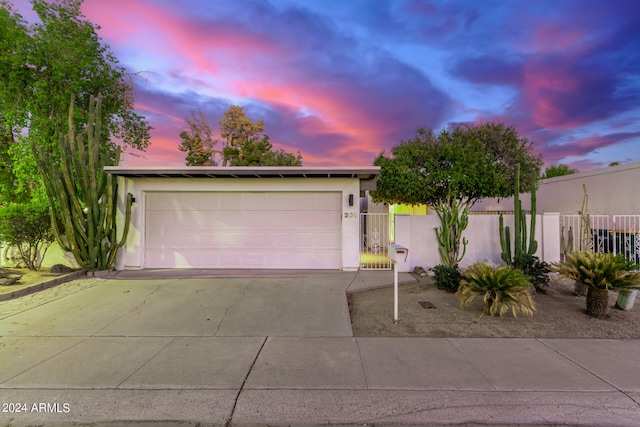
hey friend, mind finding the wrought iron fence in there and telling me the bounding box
[560,215,640,263]
[359,213,391,270]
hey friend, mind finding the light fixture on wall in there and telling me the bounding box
[348,194,354,206]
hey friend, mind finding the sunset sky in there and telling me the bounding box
[13,0,640,169]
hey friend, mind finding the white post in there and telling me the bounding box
[389,243,407,324]
[394,260,399,323]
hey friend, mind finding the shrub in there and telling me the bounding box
[0,200,54,270]
[513,254,550,293]
[550,251,640,318]
[430,264,462,293]
[456,262,536,317]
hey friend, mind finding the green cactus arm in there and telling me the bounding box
[528,178,537,255]
[513,164,522,259]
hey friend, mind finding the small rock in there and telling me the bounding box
[413,266,427,276]
[0,276,21,286]
[50,264,73,273]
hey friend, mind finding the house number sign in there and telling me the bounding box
[343,212,357,218]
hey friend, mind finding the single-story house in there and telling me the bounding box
[471,161,640,215]
[104,166,379,271]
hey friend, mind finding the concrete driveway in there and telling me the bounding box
[1,270,640,426]
[1,271,357,338]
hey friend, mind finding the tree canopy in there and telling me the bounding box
[372,122,543,209]
[178,111,215,166]
[227,136,303,166]
[178,105,302,166]
[542,164,578,179]
[0,0,151,202]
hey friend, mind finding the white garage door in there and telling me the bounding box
[144,192,342,269]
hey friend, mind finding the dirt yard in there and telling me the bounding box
[349,274,640,339]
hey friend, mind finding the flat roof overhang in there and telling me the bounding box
[104,166,379,180]
[104,166,379,190]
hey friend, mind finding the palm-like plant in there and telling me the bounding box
[550,251,640,318]
[456,262,536,317]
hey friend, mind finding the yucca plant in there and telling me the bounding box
[456,262,536,318]
[550,251,640,319]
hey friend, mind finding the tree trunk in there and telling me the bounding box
[574,281,588,296]
[586,287,610,318]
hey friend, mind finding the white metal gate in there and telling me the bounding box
[560,215,640,262]
[360,213,391,270]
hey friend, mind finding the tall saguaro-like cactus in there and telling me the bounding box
[499,163,538,264]
[435,200,469,267]
[31,94,133,270]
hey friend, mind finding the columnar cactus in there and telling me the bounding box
[499,163,538,264]
[435,200,469,267]
[31,94,132,270]
[579,184,591,251]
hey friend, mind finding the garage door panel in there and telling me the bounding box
[276,232,313,247]
[265,193,297,210]
[240,193,266,210]
[312,193,342,210]
[146,211,173,229]
[312,211,340,227]
[282,211,309,227]
[145,192,341,269]
[220,230,264,250]
[262,211,283,227]
[174,230,203,247]
[315,232,341,248]
[314,252,342,268]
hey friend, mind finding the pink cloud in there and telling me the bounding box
[82,0,283,78]
[530,24,590,52]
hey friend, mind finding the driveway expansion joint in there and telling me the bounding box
[225,335,267,427]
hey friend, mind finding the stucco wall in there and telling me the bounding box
[393,213,559,272]
[0,241,80,270]
[115,177,362,270]
[472,162,640,215]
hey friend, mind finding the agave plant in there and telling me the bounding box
[550,251,640,319]
[456,262,536,318]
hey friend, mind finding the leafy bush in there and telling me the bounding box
[550,251,640,319]
[513,254,550,293]
[456,262,536,317]
[430,264,462,293]
[0,200,54,270]
[550,251,640,291]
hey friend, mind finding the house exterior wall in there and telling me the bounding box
[115,176,361,270]
[472,162,640,215]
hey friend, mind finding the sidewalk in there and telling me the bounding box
[0,270,639,426]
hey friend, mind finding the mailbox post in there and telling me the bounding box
[388,243,408,323]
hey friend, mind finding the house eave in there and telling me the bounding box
[103,166,380,181]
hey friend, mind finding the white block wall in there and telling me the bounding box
[393,213,560,272]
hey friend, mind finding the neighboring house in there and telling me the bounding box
[471,161,640,215]
[105,166,378,271]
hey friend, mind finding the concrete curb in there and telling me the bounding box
[0,270,87,302]
[345,279,417,294]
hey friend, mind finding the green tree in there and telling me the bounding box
[178,111,216,166]
[0,0,151,201]
[178,105,303,167]
[542,164,578,179]
[218,105,264,166]
[0,200,54,270]
[228,135,303,166]
[373,122,542,266]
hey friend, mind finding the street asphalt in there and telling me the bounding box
[0,269,639,426]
